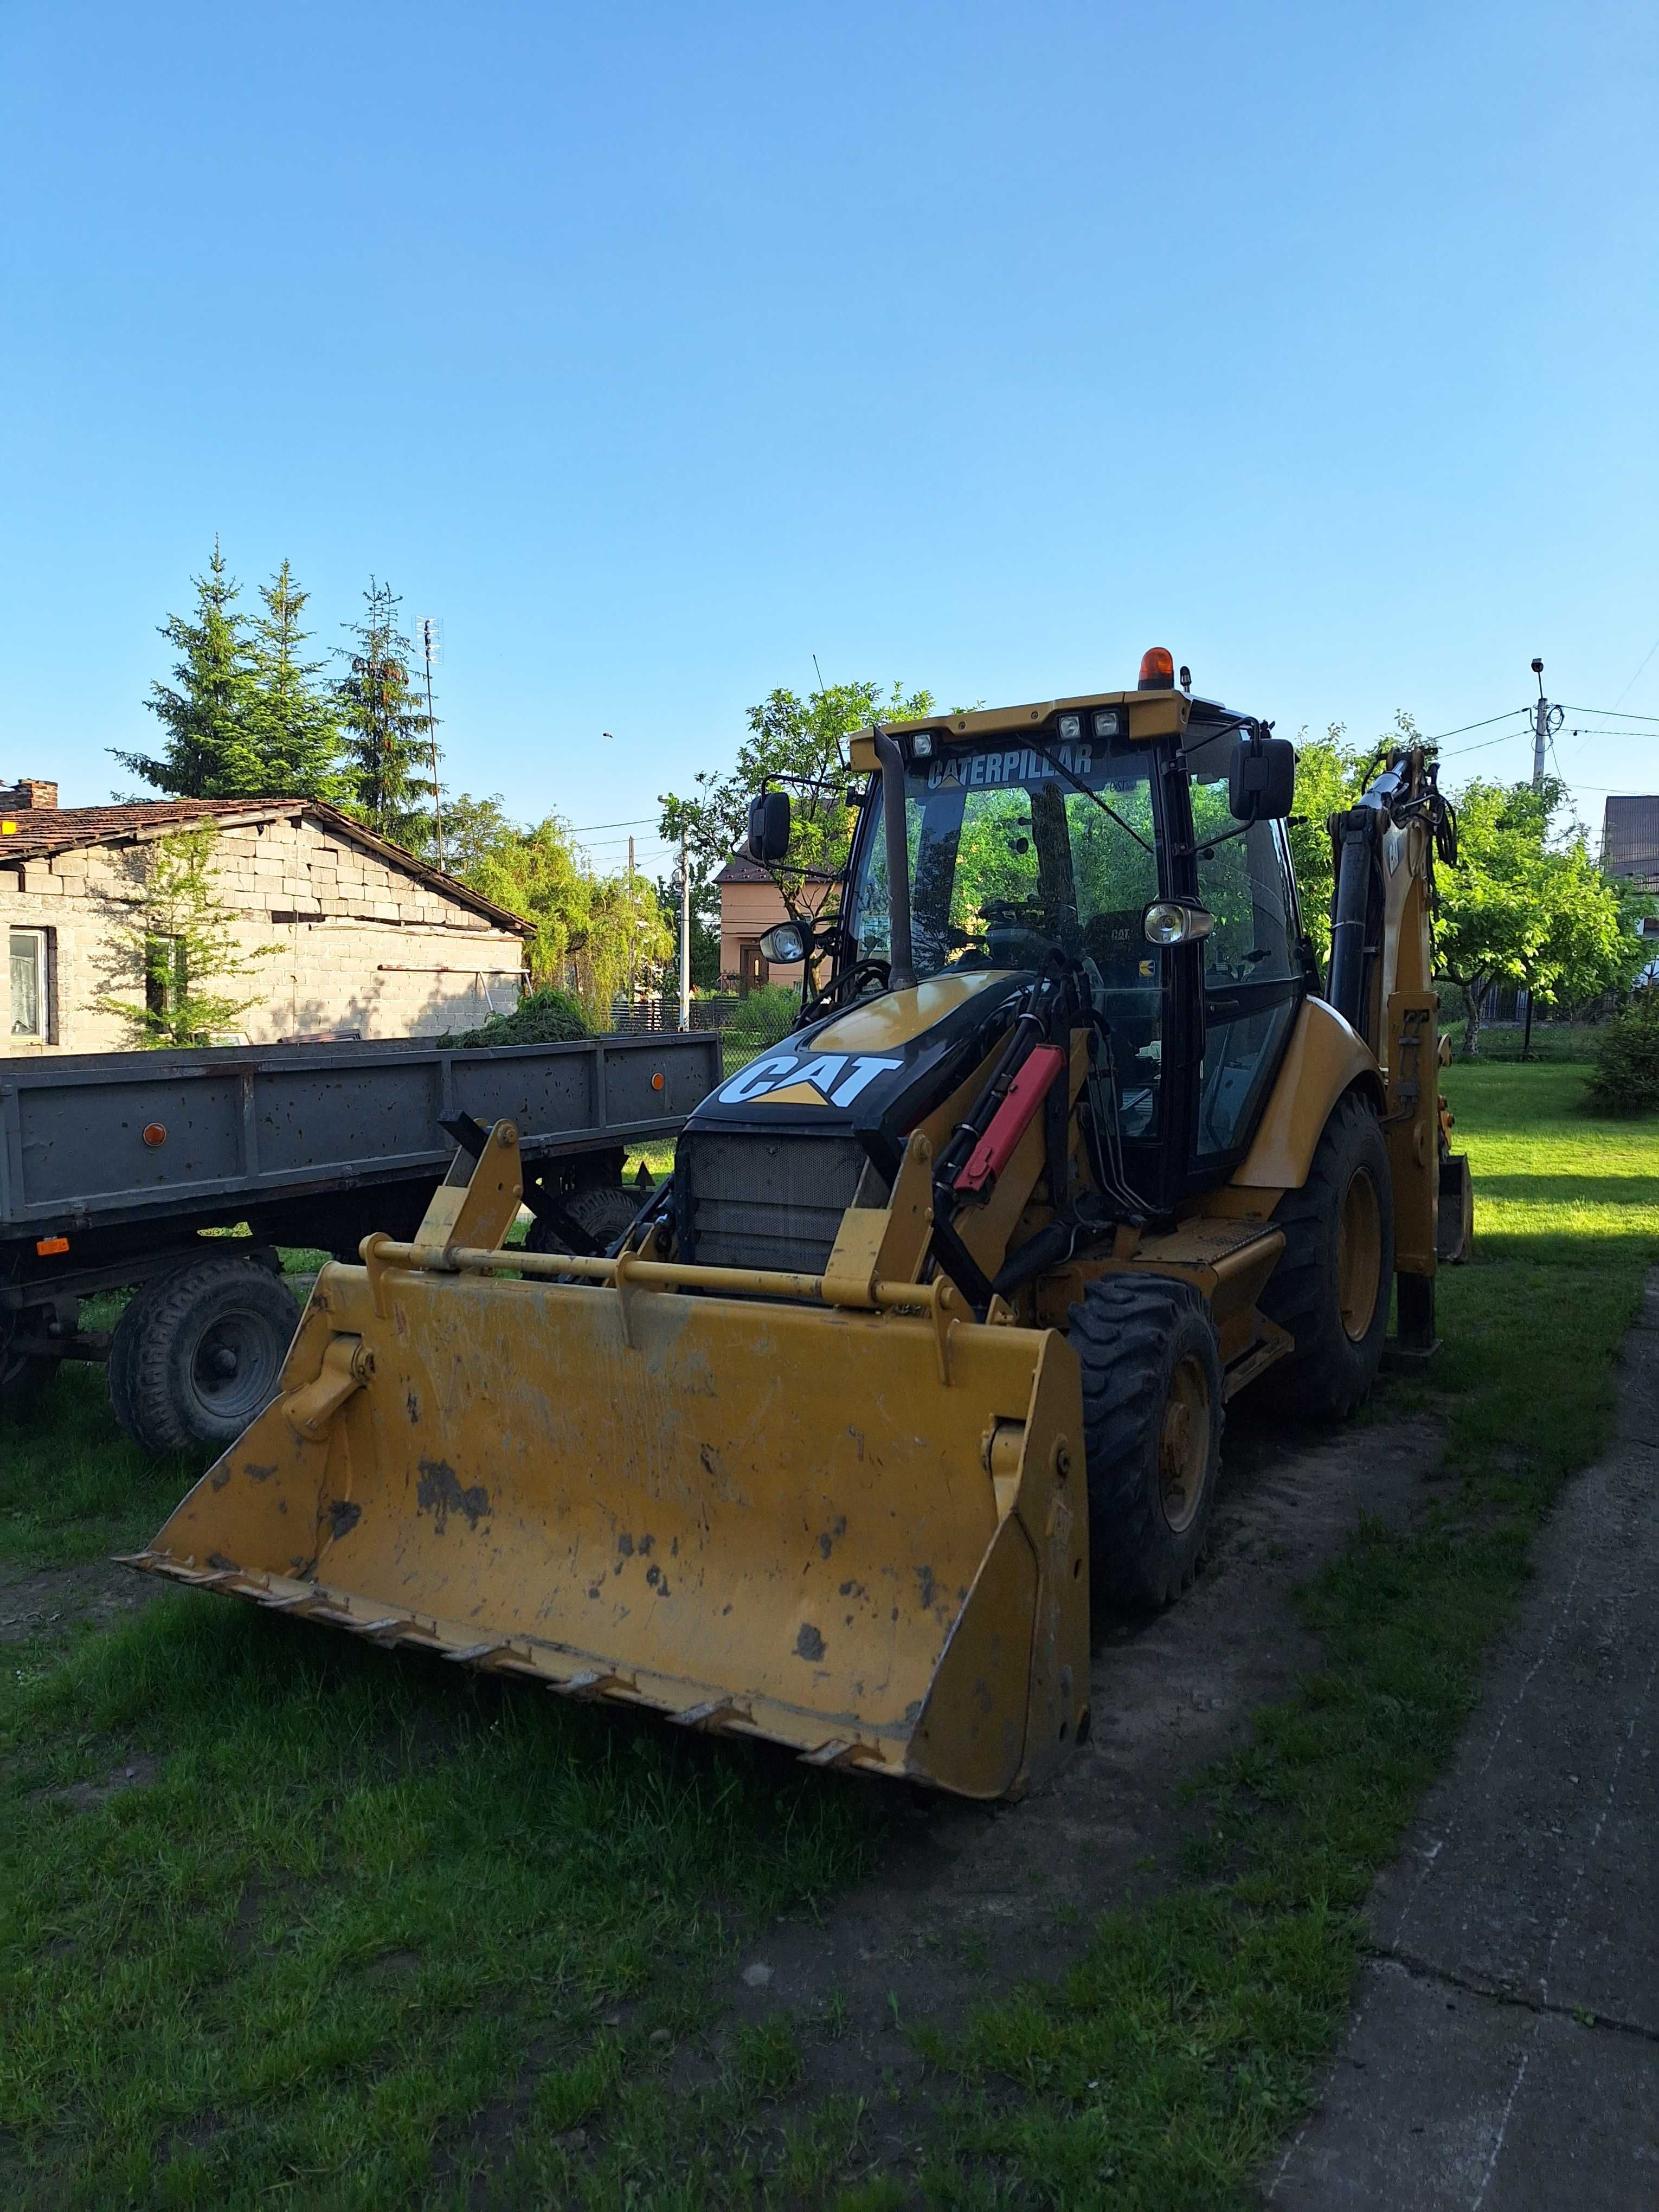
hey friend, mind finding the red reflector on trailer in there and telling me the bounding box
[955,1046,1068,1196]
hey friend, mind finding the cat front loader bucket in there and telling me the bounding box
[126,1124,1090,1801]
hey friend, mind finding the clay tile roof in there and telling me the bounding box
[0,796,532,935]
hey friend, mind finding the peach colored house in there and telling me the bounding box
[713,857,835,992]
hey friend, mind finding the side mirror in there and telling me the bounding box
[757,919,812,964]
[745,790,791,864]
[1228,732,1296,822]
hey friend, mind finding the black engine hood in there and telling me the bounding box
[685,968,1028,1177]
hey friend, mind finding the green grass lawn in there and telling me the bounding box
[2,1060,1655,2208]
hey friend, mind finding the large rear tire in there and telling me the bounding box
[110,1257,300,1457]
[1261,1089,1394,1421]
[1068,1274,1224,1609]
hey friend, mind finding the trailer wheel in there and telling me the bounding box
[1261,1089,1394,1420]
[110,1257,300,1457]
[1068,1274,1224,1609]
[1,1347,50,1426]
[525,1185,641,1260]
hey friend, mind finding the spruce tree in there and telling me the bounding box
[113,538,264,797]
[335,578,438,849]
[249,561,345,800]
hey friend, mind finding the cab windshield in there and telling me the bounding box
[848,734,1160,989]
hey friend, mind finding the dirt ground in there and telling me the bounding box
[0,1555,162,1646]
[673,1390,1447,2142]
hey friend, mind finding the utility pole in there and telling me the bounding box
[627,834,636,1006]
[1530,655,1562,791]
[420,618,445,870]
[679,828,692,1031]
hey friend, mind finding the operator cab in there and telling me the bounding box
[758,663,1303,1211]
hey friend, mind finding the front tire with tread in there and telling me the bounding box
[1068,1274,1224,1610]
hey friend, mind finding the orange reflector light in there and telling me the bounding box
[1137,647,1175,690]
[651,1072,665,1091]
[142,1123,168,1147]
[35,1236,69,1257]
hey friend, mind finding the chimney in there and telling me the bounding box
[0,779,58,811]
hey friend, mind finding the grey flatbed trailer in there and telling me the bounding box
[1,1030,719,1452]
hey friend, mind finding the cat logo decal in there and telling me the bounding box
[716,1053,904,1110]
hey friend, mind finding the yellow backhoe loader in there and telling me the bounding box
[127,650,1471,1800]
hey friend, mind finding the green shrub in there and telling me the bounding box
[725,981,801,1050]
[1585,991,1659,1115]
[440,986,589,1049]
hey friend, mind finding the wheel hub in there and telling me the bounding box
[1159,1353,1212,1535]
[1336,1167,1384,1342]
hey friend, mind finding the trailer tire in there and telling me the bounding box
[1068,1274,1224,1610]
[1,1348,50,1427]
[111,1257,300,1457]
[1261,1089,1394,1421]
[525,1185,641,1259]
[106,1294,142,1441]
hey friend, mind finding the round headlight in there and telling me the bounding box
[1143,902,1188,946]
[758,922,807,964]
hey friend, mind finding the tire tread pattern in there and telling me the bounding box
[1068,1273,1224,1609]
[120,1257,299,1457]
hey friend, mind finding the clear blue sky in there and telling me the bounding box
[3,1,1655,879]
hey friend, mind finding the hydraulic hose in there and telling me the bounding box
[871,725,916,990]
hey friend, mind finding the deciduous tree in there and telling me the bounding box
[96,824,277,1047]
[1436,776,1645,1055]
[659,678,935,979]
[454,803,672,1023]
[1286,721,1372,968]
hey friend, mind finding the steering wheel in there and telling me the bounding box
[984,923,1056,968]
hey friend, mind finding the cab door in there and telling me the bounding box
[1181,741,1309,1180]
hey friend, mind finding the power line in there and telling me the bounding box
[1437,725,1536,758]
[1558,704,1659,724]
[1612,631,1659,710]
[1423,706,1529,742]
[565,813,660,833]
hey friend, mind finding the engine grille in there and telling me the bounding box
[680,1130,871,1277]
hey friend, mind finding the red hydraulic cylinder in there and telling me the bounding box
[954,1044,1068,1197]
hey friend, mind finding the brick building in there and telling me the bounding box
[1,781,530,1054]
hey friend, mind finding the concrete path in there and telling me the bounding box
[1268,1277,1659,2210]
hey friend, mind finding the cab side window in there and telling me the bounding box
[1191,784,1302,1159]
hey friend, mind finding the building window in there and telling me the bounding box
[9,928,53,1040]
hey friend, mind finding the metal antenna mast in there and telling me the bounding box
[421,618,445,869]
